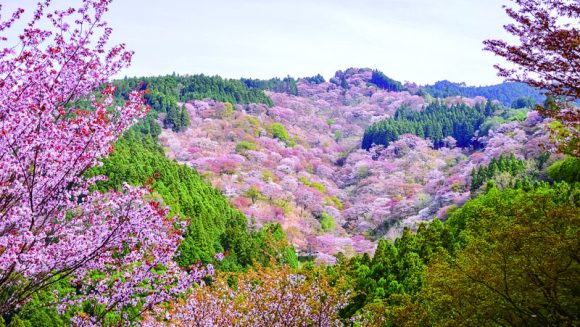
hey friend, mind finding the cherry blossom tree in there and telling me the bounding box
[0,1,196,323]
[144,265,347,327]
[484,0,579,155]
[483,0,579,100]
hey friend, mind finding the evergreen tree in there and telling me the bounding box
[362,100,492,149]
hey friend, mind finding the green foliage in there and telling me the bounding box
[333,130,342,141]
[547,119,580,157]
[114,74,274,109]
[415,183,580,326]
[422,80,544,106]
[261,169,274,182]
[511,96,536,109]
[338,219,454,319]
[362,100,498,149]
[324,196,343,210]
[369,69,405,92]
[470,154,527,191]
[299,176,326,193]
[339,182,580,326]
[271,122,294,146]
[221,102,234,118]
[246,116,261,136]
[256,224,299,268]
[244,186,263,204]
[219,220,298,271]
[144,90,190,131]
[88,129,292,271]
[319,212,335,232]
[548,156,580,183]
[241,76,298,95]
[1,277,82,327]
[505,108,529,121]
[3,294,67,326]
[479,107,529,136]
[235,141,256,153]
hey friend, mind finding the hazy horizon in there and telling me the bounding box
[9,0,514,86]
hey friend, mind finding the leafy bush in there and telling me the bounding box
[235,141,256,153]
[548,156,580,183]
[271,122,290,142]
[299,176,327,193]
[320,212,336,232]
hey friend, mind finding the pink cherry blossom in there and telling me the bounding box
[0,1,196,322]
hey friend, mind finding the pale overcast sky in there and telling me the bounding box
[7,0,513,85]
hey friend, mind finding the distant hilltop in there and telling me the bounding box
[240,67,546,107]
[118,67,546,109]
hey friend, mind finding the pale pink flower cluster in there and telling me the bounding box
[0,1,196,321]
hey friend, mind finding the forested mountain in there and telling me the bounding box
[155,67,561,256]
[88,130,297,270]
[3,0,578,325]
[422,80,545,106]
[8,68,578,326]
[150,66,577,324]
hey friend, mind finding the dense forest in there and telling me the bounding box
[361,100,501,149]
[368,70,406,92]
[241,76,299,95]
[113,74,274,131]
[115,74,274,107]
[422,80,545,106]
[470,154,531,191]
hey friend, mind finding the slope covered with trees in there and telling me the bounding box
[369,69,405,92]
[113,74,274,132]
[336,182,579,325]
[241,76,299,95]
[470,153,529,191]
[362,100,500,149]
[548,156,580,183]
[422,80,545,106]
[88,129,297,270]
[157,67,558,261]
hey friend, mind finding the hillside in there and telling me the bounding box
[5,64,576,325]
[421,80,546,106]
[155,67,558,262]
